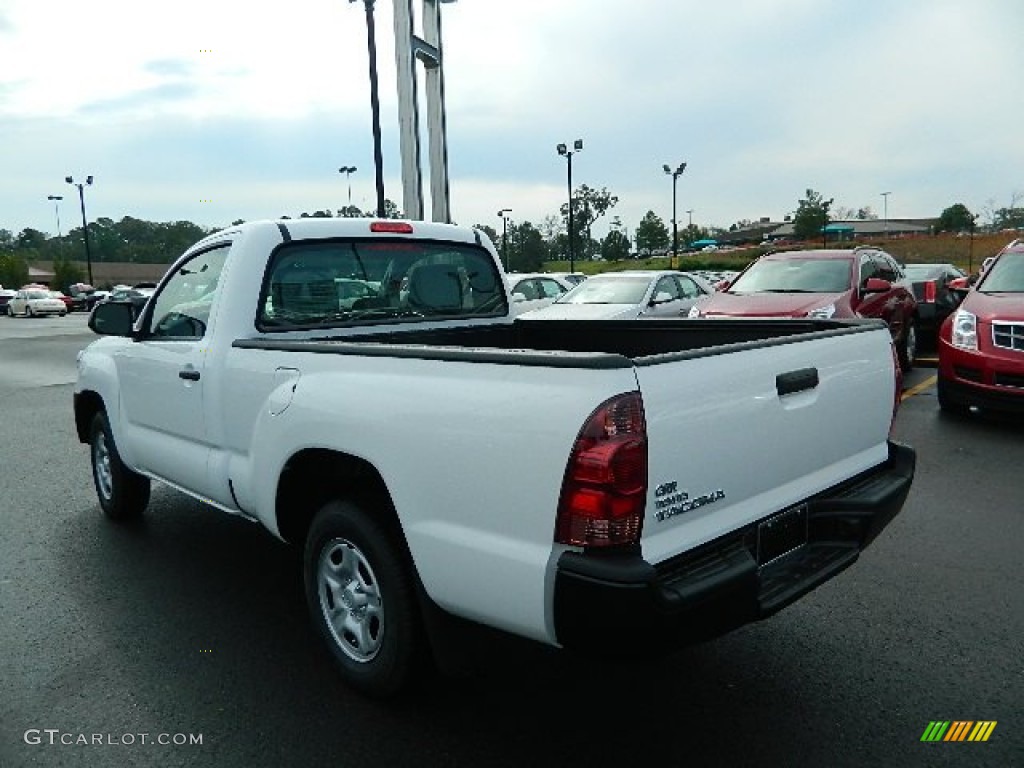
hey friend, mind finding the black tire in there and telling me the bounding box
[936,378,969,417]
[898,319,917,373]
[304,499,424,698]
[89,412,151,520]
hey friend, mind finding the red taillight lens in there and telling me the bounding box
[555,392,647,548]
[370,221,413,234]
[923,280,936,303]
[890,341,902,436]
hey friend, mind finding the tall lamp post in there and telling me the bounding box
[46,195,63,253]
[497,208,512,271]
[556,139,583,272]
[663,162,687,268]
[65,175,94,285]
[338,166,358,208]
[349,0,386,217]
[881,191,891,239]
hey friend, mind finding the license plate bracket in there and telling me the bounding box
[757,504,808,566]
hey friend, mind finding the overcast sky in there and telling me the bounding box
[2,0,1022,243]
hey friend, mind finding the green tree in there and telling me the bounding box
[337,206,363,219]
[51,257,84,292]
[792,189,834,241]
[0,253,29,288]
[937,203,976,233]
[993,207,1024,230]
[472,224,499,250]
[508,221,545,272]
[560,185,618,256]
[601,230,630,261]
[635,210,669,253]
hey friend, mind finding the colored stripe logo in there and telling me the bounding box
[921,721,997,742]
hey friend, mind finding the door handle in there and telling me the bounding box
[178,368,201,381]
[776,367,818,396]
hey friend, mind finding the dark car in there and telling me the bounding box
[903,263,967,345]
[937,239,1024,415]
[694,246,919,371]
[0,289,16,312]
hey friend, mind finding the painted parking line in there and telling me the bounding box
[902,374,937,402]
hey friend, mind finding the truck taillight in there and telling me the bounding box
[922,280,936,303]
[555,392,647,548]
[370,221,413,234]
[890,341,902,436]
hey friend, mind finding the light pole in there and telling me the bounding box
[556,139,583,272]
[47,195,63,252]
[65,175,94,285]
[349,0,386,218]
[497,209,512,271]
[338,166,358,208]
[881,191,891,239]
[663,162,687,268]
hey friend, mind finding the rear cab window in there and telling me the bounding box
[257,239,506,330]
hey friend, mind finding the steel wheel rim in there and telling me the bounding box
[93,432,113,501]
[317,537,384,663]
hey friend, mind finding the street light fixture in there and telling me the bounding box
[349,0,386,218]
[881,191,891,239]
[65,175,94,285]
[663,162,687,268]
[46,195,63,251]
[556,138,583,272]
[497,209,512,271]
[338,166,358,208]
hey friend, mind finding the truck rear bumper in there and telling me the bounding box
[553,441,915,650]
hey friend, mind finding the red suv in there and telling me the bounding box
[693,247,919,371]
[937,239,1024,414]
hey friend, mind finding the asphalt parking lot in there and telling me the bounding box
[0,313,1021,768]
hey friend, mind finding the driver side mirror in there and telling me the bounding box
[862,277,892,293]
[650,291,675,305]
[948,276,971,302]
[512,292,527,303]
[88,300,135,337]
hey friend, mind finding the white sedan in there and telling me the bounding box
[7,289,67,317]
[506,273,576,314]
[518,270,713,320]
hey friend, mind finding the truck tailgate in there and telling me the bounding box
[636,325,896,566]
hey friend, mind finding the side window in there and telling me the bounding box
[513,279,539,301]
[859,255,879,285]
[536,278,565,299]
[676,276,703,299]
[873,255,897,283]
[653,276,680,301]
[147,246,230,339]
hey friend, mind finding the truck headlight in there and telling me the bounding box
[951,309,978,350]
[807,303,836,319]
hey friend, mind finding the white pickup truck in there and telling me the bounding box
[75,218,915,696]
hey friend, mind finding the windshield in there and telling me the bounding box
[979,252,1024,293]
[903,266,944,280]
[258,239,505,329]
[26,291,50,300]
[728,258,852,294]
[556,276,649,305]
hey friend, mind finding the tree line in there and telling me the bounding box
[3,187,1021,289]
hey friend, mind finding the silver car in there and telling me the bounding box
[518,270,713,320]
[7,289,67,317]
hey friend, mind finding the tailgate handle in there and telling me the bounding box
[776,367,818,396]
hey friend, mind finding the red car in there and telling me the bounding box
[693,247,919,371]
[937,239,1024,415]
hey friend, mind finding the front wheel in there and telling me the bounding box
[90,412,151,520]
[304,500,424,698]
[937,377,970,417]
[898,320,917,373]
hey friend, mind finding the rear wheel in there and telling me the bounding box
[304,499,424,698]
[898,320,917,373]
[90,412,151,520]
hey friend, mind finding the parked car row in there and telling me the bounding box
[2,281,160,318]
